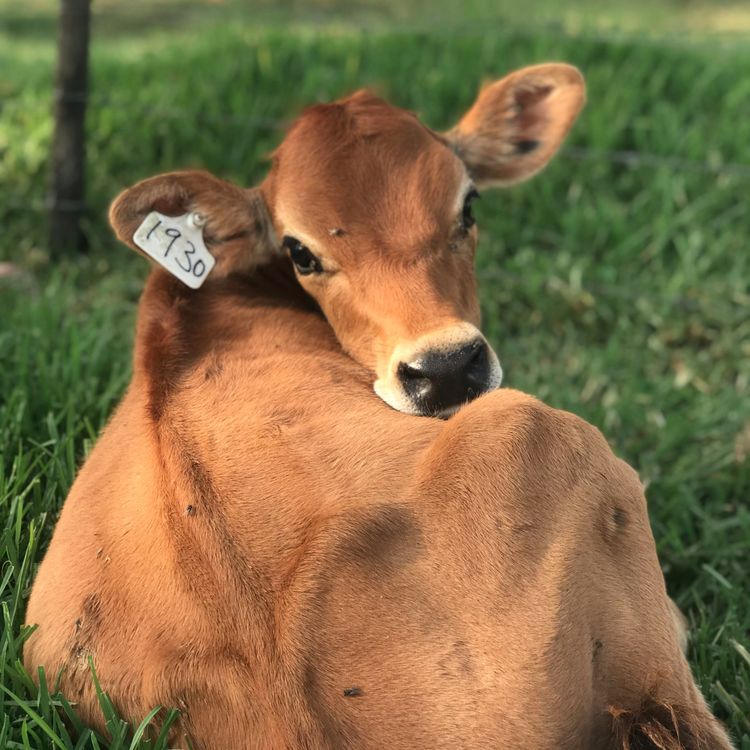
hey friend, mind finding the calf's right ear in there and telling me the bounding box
[446,64,585,188]
[109,170,278,284]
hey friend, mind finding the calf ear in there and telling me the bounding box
[446,64,585,187]
[109,170,277,283]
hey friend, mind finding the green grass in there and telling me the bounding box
[1,2,749,747]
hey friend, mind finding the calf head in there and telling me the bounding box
[262,64,585,416]
[110,64,585,418]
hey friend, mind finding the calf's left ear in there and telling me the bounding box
[109,170,277,282]
[446,63,585,187]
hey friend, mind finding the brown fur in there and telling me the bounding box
[24,67,733,749]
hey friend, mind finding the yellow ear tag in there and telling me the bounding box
[133,211,216,289]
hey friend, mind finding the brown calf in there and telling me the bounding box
[25,67,734,749]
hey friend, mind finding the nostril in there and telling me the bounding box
[397,362,432,398]
[397,362,422,380]
[467,340,483,363]
[465,343,489,386]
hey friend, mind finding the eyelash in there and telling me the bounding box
[461,188,480,231]
[282,236,324,275]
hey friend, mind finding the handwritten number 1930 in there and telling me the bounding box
[144,219,207,278]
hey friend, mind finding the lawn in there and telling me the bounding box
[1,1,749,747]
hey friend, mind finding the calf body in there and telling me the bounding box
[26,64,733,747]
[26,259,731,748]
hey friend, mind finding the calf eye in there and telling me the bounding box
[461,188,480,231]
[283,236,323,275]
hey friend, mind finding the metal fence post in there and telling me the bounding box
[49,0,91,254]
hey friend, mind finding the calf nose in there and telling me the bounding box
[397,339,491,415]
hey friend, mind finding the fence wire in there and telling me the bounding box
[5,101,750,217]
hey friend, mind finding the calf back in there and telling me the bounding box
[25,263,732,749]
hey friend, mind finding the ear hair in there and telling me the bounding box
[446,63,586,188]
[607,694,735,750]
[109,170,279,280]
